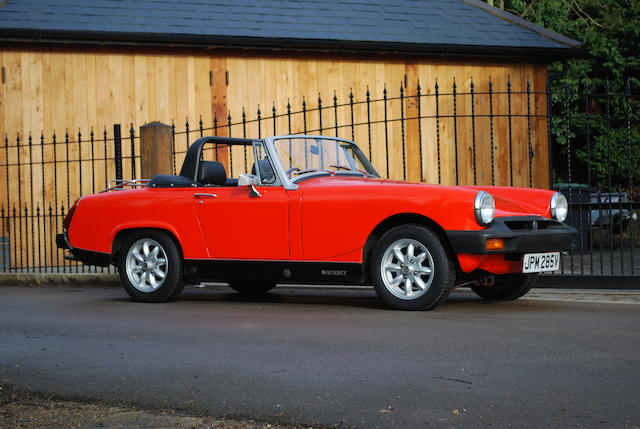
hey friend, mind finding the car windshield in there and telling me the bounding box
[272,137,379,180]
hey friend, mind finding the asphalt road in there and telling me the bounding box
[1,285,639,429]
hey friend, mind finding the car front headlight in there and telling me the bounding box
[550,192,569,222]
[474,191,495,226]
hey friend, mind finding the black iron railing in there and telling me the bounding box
[1,125,138,273]
[1,78,638,277]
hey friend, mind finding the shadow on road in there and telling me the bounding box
[105,286,535,312]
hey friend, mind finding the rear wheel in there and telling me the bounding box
[470,274,538,300]
[228,281,277,295]
[118,231,185,302]
[370,224,454,310]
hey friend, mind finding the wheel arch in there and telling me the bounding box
[111,227,184,263]
[362,213,459,283]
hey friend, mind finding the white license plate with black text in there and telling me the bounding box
[522,252,560,273]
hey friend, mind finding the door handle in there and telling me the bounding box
[194,193,218,198]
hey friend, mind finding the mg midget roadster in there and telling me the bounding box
[57,135,575,310]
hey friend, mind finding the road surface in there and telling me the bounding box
[1,285,639,428]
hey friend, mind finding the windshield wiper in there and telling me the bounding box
[329,164,371,177]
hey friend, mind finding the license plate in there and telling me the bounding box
[522,252,560,273]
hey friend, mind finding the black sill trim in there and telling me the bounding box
[0,29,582,60]
[446,216,577,254]
[185,259,365,285]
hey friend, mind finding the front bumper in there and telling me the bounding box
[446,216,577,254]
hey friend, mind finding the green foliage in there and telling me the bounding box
[500,0,640,190]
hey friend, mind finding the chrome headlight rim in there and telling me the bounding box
[474,191,495,226]
[550,192,569,222]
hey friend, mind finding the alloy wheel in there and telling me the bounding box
[125,238,168,292]
[379,238,434,300]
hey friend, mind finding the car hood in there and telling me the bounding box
[299,176,553,218]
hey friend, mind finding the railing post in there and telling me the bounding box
[139,122,173,179]
[113,124,123,181]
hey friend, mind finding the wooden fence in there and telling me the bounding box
[1,78,549,271]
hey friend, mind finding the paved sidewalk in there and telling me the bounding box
[523,288,640,305]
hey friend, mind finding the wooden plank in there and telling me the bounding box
[352,59,370,157]
[512,64,529,187]
[227,54,249,175]
[133,54,147,127]
[71,53,88,198]
[121,54,135,127]
[273,57,294,137]
[404,62,421,182]
[455,66,471,186]
[121,53,136,179]
[414,62,437,184]
[168,55,178,125]
[4,52,24,140]
[210,56,228,170]
[145,54,157,123]
[155,55,170,124]
[433,63,456,185]
[85,52,97,135]
[533,64,549,188]
[260,58,277,138]
[369,61,387,177]
[172,55,189,159]
[193,56,212,129]
[93,53,111,190]
[186,55,197,124]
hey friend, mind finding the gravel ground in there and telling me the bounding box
[0,385,310,429]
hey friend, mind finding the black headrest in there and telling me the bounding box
[251,159,276,184]
[198,161,226,186]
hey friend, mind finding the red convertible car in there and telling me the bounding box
[57,135,575,310]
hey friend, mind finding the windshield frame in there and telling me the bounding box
[264,135,379,190]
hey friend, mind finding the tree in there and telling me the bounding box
[497,0,640,190]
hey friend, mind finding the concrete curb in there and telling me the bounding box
[0,273,119,287]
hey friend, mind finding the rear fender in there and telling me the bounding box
[111,225,185,261]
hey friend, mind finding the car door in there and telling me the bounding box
[193,149,290,260]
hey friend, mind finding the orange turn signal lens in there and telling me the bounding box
[485,238,505,250]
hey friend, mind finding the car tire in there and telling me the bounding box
[228,281,277,295]
[470,274,538,300]
[118,230,185,303]
[370,224,455,310]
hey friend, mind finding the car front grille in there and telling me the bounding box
[504,219,564,231]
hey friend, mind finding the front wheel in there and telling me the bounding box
[118,231,185,303]
[370,224,455,311]
[470,274,538,300]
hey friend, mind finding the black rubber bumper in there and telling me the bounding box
[56,232,111,266]
[56,233,70,250]
[446,216,577,254]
